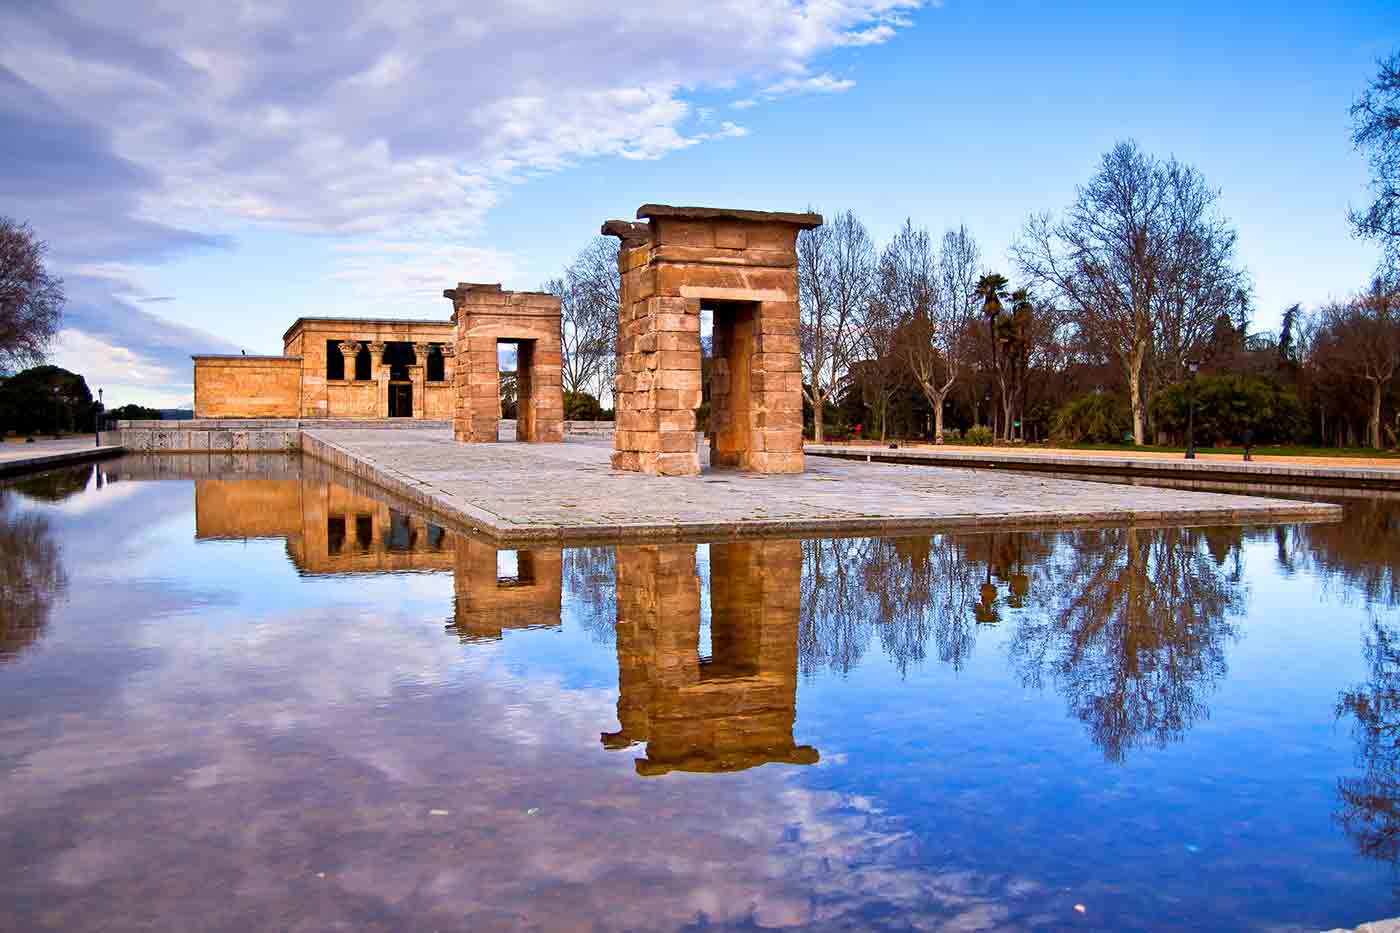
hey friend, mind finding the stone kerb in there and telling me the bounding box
[444,283,564,444]
[602,205,820,477]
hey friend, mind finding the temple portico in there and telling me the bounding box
[193,318,456,420]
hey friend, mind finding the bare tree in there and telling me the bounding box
[566,237,620,402]
[1149,160,1251,398]
[1013,141,1248,444]
[1351,51,1400,277]
[798,209,873,442]
[1315,279,1400,448]
[0,218,64,373]
[884,219,979,445]
[856,258,908,442]
[546,238,621,404]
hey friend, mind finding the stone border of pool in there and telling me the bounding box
[806,444,1400,490]
[297,428,1344,545]
[0,443,125,478]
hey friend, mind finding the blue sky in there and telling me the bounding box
[1,1,1395,407]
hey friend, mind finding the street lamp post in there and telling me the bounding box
[52,385,62,440]
[95,388,104,448]
[1185,360,1200,460]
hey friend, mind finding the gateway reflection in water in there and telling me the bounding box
[1,455,1399,931]
[191,468,815,775]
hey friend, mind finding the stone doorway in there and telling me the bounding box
[388,382,412,417]
[602,204,821,476]
[497,339,543,442]
[705,300,761,469]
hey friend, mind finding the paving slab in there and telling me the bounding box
[300,426,1342,544]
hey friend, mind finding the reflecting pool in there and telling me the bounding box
[1,455,1398,931]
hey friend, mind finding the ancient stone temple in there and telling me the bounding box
[603,204,821,476]
[444,283,564,444]
[604,541,819,776]
[194,319,457,419]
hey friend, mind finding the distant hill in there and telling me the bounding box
[159,409,194,421]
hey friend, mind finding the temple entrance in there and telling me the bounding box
[497,338,542,442]
[388,382,412,417]
[704,301,759,470]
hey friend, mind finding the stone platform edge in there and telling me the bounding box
[807,444,1400,490]
[298,430,1343,546]
[0,445,124,478]
[107,419,614,452]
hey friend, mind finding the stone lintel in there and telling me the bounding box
[637,204,823,229]
[679,285,791,304]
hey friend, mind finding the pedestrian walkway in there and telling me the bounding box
[807,443,1400,490]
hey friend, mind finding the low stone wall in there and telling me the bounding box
[109,419,301,452]
[106,418,604,452]
[108,418,452,452]
[565,420,615,436]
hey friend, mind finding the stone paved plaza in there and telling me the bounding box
[300,426,1342,542]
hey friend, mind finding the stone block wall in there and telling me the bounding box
[603,205,819,476]
[193,356,302,418]
[444,283,564,444]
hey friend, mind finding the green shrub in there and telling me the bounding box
[1050,393,1132,444]
[563,390,604,421]
[939,426,962,443]
[1150,376,1305,446]
[963,425,995,446]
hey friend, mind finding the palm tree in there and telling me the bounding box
[975,274,1010,436]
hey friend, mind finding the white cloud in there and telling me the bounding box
[49,329,192,408]
[330,240,520,309]
[730,70,860,110]
[0,0,919,400]
[1,1,917,241]
[763,72,858,96]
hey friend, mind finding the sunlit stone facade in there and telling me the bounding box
[193,318,456,420]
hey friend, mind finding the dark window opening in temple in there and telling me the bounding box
[327,516,346,555]
[386,510,416,551]
[426,346,445,382]
[354,346,372,381]
[325,340,345,381]
[355,514,373,551]
[384,341,416,381]
[496,549,537,587]
[426,523,446,550]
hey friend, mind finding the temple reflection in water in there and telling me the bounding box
[606,543,819,776]
[182,467,812,775]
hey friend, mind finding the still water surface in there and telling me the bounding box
[1,455,1398,931]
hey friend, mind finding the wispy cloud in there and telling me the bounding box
[731,71,860,109]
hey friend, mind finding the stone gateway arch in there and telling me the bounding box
[603,204,822,476]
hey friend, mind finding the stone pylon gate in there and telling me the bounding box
[602,204,822,476]
[444,283,564,444]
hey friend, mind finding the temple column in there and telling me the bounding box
[368,341,388,418]
[411,341,430,419]
[337,341,360,379]
[439,342,456,385]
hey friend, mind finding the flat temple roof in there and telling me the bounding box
[282,317,454,342]
[637,204,823,228]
